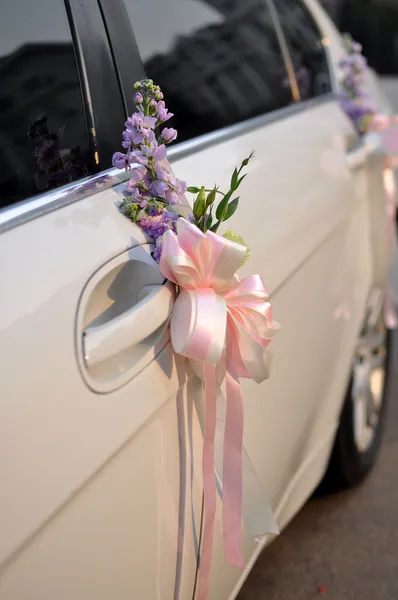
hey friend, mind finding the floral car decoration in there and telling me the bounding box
[339,35,398,328]
[112,79,279,599]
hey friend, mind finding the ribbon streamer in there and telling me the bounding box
[191,382,278,538]
[369,114,398,328]
[160,219,279,599]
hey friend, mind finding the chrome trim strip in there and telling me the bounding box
[324,42,340,95]
[266,0,301,102]
[301,0,339,94]
[0,170,128,234]
[0,93,337,234]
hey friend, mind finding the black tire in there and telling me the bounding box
[319,327,392,494]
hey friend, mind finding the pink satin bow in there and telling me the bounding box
[369,114,398,328]
[160,218,279,600]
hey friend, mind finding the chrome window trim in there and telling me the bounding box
[323,41,339,95]
[270,0,338,97]
[300,0,340,94]
[0,92,337,234]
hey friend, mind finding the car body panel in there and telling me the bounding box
[0,1,392,599]
[0,194,202,599]
[171,93,373,598]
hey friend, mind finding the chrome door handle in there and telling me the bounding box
[83,282,175,368]
[76,244,176,392]
[346,134,381,171]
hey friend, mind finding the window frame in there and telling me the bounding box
[63,0,127,170]
[272,0,338,98]
[0,0,126,229]
[103,0,337,152]
[97,0,146,118]
[0,0,339,235]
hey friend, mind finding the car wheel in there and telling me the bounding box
[320,311,392,493]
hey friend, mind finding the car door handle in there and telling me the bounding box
[346,134,380,171]
[83,282,175,369]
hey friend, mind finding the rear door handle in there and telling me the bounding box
[346,134,381,171]
[83,282,175,368]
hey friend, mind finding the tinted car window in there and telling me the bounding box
[0,0,93,209]
[338,0,398,76]
[123,0,293,143]
[274,0,332,101]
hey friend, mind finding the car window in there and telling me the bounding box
[122,0,294,144]
[0,0,94,210]
[273,0,332,101]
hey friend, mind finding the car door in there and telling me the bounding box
[0,2,203,599]
[310,0,394,302]
[109,0,376,598]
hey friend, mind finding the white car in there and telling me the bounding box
[0,0,394,599]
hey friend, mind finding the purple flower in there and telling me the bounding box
[153,238,163,262]
[137,209,179,257]
[155,100,173,123]
[126,113,157,130]
[139,213,164,233]
[153,144,167,161]
[130,149,149,165]
[150,164,186,204]
[122,128,135,148]
[150,178,169,197]
[141,211,170,236]
[338,37,376,132]
[113,79,187,242]
[340,97,376,129]
[141,143,167,162]
[161,127,178,143]
[125,126,155,146]
[126,166,146,192]
[112,151,129,170]
[164,209,179,225]
[348,54,367,72]
[134,92,143,104]
[125,113,157,145]
[141,173,151,189]
[127,185,141,199]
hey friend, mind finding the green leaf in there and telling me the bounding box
[215,190,232,221]
[241,150,255,168]
[222,230,251,267]
[193,186,207,219]
[237,174,247,188]
[224,197,239,221]
[121,200,138,220]
[210,221,220,232]
[187,186,200,194]
[206,212,213,230]
[206,187,217,208]
[231,168,238,190]
[136,209,146,221]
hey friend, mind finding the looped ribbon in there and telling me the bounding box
[159,218,279,599]
[369,114,398,328]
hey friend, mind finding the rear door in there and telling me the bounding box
[110,0,375,598]
[0,2,202,599]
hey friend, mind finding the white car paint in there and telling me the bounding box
[0,2,392,600]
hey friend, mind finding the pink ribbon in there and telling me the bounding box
[159,218,279,599]
[369,114,398,328]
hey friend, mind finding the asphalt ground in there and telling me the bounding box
[238,304,398,600]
